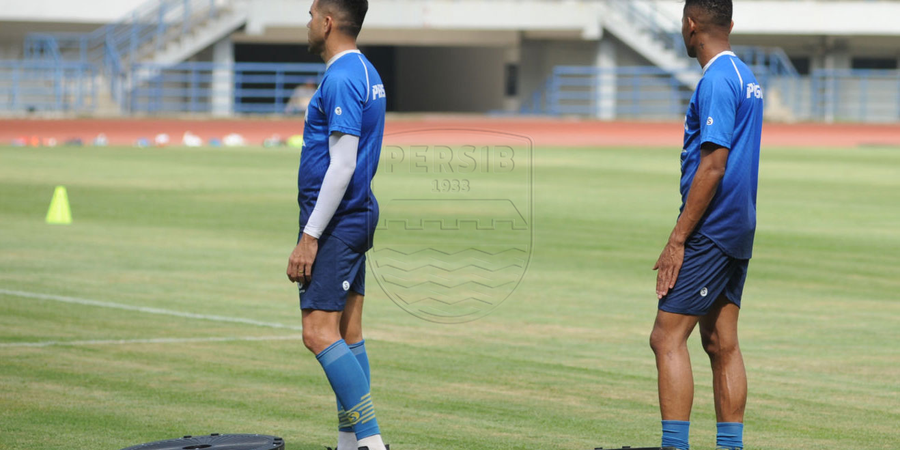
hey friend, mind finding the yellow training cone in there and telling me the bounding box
[46,186,72,225]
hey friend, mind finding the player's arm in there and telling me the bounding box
[304,132,359,238]
[671,143,729,246]
[287,132,359,284]
[653,142,729,299]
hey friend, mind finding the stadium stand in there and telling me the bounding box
[0,0,898,122]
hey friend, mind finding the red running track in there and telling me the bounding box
[0,117,897,148]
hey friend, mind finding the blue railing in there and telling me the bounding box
[539,65,696,118]
[526,64,900,123]
[98,0,225,66]
[812,69,900,123]
[732,46,799,78]
[128,62,325,114]
[25,0,227,65]
[0,61,97,112]
[2,60,898,123]
[23,0,230,110]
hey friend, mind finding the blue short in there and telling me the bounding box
[658,234,749,316]
[298,233,366,312]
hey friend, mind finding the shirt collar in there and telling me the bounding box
[326,49,362,71]
[702,50,736,75]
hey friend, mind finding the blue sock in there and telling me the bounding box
[662,420,690,450]
[317,339,380,440]
[350,340,371,385]
[717,422,743,449]
[337,340,371,432]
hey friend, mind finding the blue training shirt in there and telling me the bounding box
[681,51,764,260]
[298,50,386,253]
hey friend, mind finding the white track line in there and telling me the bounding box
[0,335,305,349]
[0,288,303,331]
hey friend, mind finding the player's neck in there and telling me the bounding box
[322,39,359,66]
[695,40,732,69]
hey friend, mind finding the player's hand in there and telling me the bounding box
[287,233,319,285]
[653,240,685,300]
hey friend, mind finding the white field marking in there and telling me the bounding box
[0,288,303,331]
[0,334,305,349]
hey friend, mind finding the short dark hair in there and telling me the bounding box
[684,0,732,29]
[319,0,368,38]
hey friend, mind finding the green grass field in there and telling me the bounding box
[1,142,898,450]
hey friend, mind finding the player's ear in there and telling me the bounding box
[322,14,333,35]
[729,21,734,33]
[689,16,699,34]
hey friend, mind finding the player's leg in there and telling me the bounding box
[341,292,370,406]
[650,310,700,450]
[652,234,737,449]
[341,292,365,347]
[700,295,746,422]
[650,311,701,420]
[344,257,370,388]
[302,308,343,354]
[301,235,383,450]
[304,308,378,450]
[700,296,747,450]
[335,292,368,449]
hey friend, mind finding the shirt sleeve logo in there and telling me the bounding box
[335,107,343,116]
[706,117,714,126]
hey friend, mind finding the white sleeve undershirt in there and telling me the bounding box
[303,132,359,239]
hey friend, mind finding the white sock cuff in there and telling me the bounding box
[357,434,386,450]
[338,430,356,449]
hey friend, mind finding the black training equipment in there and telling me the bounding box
[120,434,284,450]
[327,445,390,450]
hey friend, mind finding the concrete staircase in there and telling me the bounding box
[602,0,701,88]
[22,0,249,114]
[147,7,247,65]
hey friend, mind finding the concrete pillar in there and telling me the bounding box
[595,36,617,120]
[824,50,851,70]
[212,37,234,117]
[503,45,522,113]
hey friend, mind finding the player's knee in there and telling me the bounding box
[301,329,318,352]
[703,333,738,359]
[649,327,670,354]
[302,328,330,354]
[341,327,363,344]
[701,331,718,357]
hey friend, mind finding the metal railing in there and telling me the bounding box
[812,69,900,123]
[22,0,233,112]
[535,65,696,119]
[606,0,687,57]
[0,61,97,112]
[525,64,900,123]
[732,46,799,78]
[128,62,326,114]
[2,60,897,122]
[25,0,229,66]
